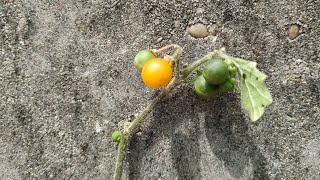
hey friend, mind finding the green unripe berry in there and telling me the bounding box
[219,79,234,92]
[203,59,229,85]
[112,130,121,142]
[229,66,237,77]
[134,50,156,72]
[194,75,219,98]
[229,78,235,85]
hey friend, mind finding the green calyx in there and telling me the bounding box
[134,50,156,72]
[219,78,235,92]
[228,66,237,77]
[194,75,219,98]
[112,130,121,142]
[202,58,229,85]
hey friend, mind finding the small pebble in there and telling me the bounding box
[271,159,280,177]
[136,132,142,136]
[288,24,299,40]
[156,37,163,43]
[188,23,209,38]
[154,19,160,25]
[196,8,204,14]
[174,20,181,28]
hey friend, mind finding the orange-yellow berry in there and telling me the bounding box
[141,58,172,88]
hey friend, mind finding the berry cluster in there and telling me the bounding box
[134,50,173,89]
[194,59,236,98]
[133,49,237,98]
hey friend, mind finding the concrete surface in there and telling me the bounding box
[1,0,319,179]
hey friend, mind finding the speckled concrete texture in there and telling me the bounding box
[1,0,319,179]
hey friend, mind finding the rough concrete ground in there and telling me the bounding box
[0,0,319,179]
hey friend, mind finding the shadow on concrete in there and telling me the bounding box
[127,88,269,179]
[127,87,201,180]
[200,93,270,180]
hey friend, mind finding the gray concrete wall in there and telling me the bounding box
[1,0,319,179]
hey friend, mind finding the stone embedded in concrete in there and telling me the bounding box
[188,23,209,38]
[288,24,300,40]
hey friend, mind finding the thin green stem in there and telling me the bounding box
[180,49,227,79]
[180,52,214,79]
[126,78,176,134]
[114,133,127,180]
[172,46,182,80]
[114,78,176,179]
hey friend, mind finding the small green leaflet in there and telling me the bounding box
[228,57,272,122]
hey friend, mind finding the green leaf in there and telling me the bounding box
[229,57,272,122]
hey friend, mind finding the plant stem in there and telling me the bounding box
[180,52,214,79]
[114,78,176,180]
[172,46,182,80]
[114,133,127,180]
[180,49,228,79]
[126,78,176,134]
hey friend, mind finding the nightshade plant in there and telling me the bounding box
[112,44,272,180]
